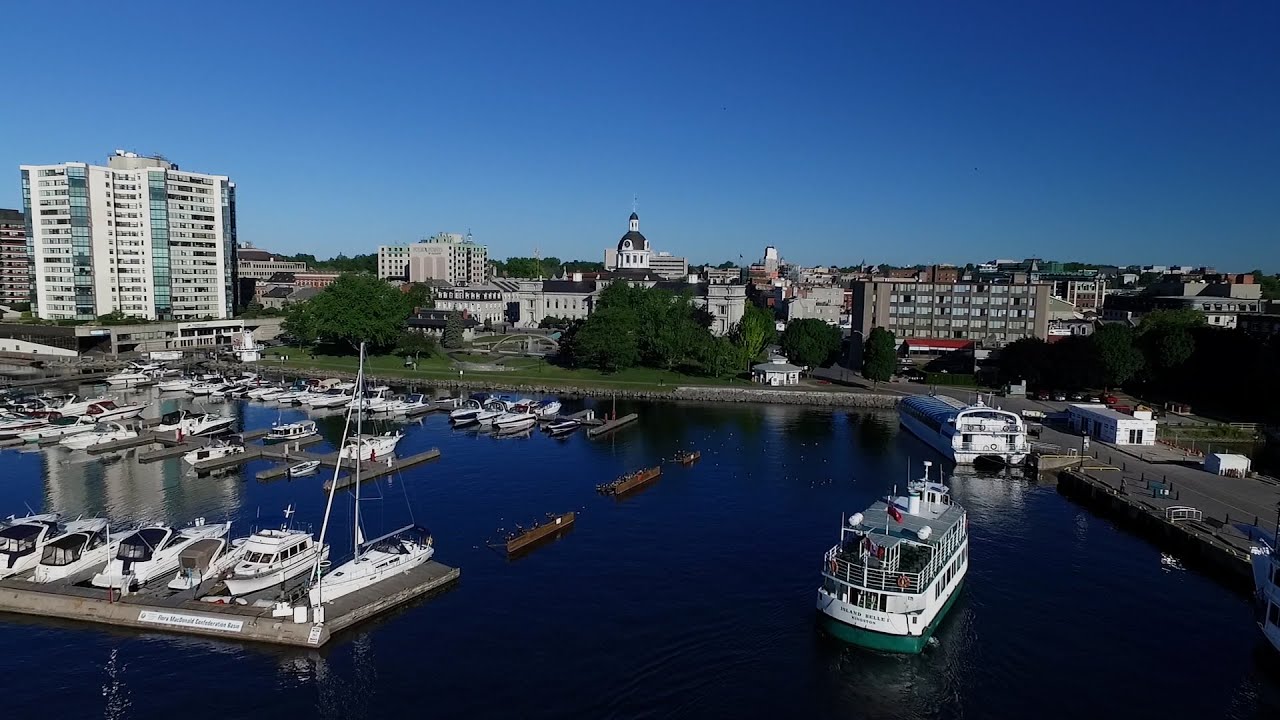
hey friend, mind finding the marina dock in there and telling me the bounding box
[499,511,576,556]
[587,413,639,438]
[597,466,662,497]
[322,449,442,491]
[0,561,460,648]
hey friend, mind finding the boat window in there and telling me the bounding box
[118,528,168,561]
[161,533,192,550]
[0,524,42,553]
[40,534,88,566]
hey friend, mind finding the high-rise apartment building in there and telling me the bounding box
[21,151,236,321]
[378,232,487,286]
[0,209,30,307]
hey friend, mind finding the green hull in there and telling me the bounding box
[819,581,963,654]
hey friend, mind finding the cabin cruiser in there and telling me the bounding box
[535,400,562,419]
[546,418,581,436]
[386,393,429,415]
[17,416,99,442]
[350,386,394,413]
[156,378,194,393]
[59,422,138,450]
[187,380,227,396]
[31,518,118,583]
[223,519,328,596]
[104,369,151,386]
[83,400,145,422]
[493,404,538,430]
[339,431,404,462]
[246,384,283,400]
[154,410,236,438]
[168,537,244,590]
[255,387,290,402]
[265,420,318,443]
[91,518,231,590]
[0,414,53,439]
[474,400,513,426]
[308,385,358,409]
[449,398,484,424]
[0,513,64,578]
[26,394,112,418]
[183,440,245,465]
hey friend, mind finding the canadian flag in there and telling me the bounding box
[887,499,903,524]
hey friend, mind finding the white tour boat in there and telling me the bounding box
[898,394,1029,465]
[31,518,118,583]
[266,420,318,443]
[84,400,145,422]
[59,422,137,450]
[183,440,245,466]
[91,518,230,590]
[1250,530,1280,656]
[0,513,64,578]
[223,514,328,596]
[310,344,434,608]
[168,537,244,590]
[339,431,403,462]
[817,462,968,654]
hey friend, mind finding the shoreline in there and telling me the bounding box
[219,362,901,409]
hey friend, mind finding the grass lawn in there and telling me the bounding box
[262,347,754,391]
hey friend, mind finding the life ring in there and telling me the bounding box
[987,444,997,451]
[897,574,909,590]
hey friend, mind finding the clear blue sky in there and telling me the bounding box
[4,1,1277,271]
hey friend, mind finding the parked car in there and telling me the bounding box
[1069,392,1085,401]
[1099,393,1118,405]
[1052,393,1067,402]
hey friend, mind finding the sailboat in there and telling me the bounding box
[309,343,434,609]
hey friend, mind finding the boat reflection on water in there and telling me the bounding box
[945,466,1033,525]
[817,594,977,719]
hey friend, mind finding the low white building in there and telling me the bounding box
[1067,404,1157,446]
[1204,453,1251,477]
[752,357,802,386]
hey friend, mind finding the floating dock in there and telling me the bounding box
[0,561,459,647]
[322,449,442,491]
[597,466,662,497]
[499,511,576,556]
[586,413,639,438]
[672,450,701,465]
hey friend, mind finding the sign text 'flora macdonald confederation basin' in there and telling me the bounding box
[136,610,245,633]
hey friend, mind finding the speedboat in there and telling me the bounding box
[546,419,581,436]
[433,396,462,409]
[309,526,433,606]
[83,400,145,422]
[0,414,51,439]
[104,370,150,386]
[535,400,562,419]
[31,518,117,583]
[288,460,321,477]
[493,403,538,429]
[266,420,318,443]
[156,378,193,393]
[386,393,430,415]
[183,440,246,465]
[495,417,537,435]
[223,523,328,596]
[351,386,394,413]
[308,386,357,409]
[449,399,484,424]
[17,416,99,442]
[27,394,113,418]
[339,431,404,462]
[0,513,63,578]
[59,422,137,450]
[154,410,236,438]
[91,518,230,590]
[168,537,244,590]
[188,380,226,396]
[474,400,512,426]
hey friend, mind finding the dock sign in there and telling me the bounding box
[137,610,245,633]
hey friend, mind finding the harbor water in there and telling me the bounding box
[1,385,1279,719]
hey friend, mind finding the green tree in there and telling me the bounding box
[284,273,408,352]
[538,315,569,329]
[396,331,436,359]
[861,327,897,382]
[1090,324,1144,387]
[442,311,465,349]
[729,304,776,369]
[568,305,640,371]
[1137,308,1203,377]
[701,336,744,378]
[1251,270,1280,300]
[780,319,842,369]
[997,337,1050,386]
[405,283,434,311]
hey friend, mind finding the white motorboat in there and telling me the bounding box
[535,400,562,419]
[449,399,484,424]
[387,393,430,415]
[187,380,225,396]
[27,393,113,418]
[0,414,52,439]
[474,400,512,426]
[157,378,193,393]
[256,388,289,402]
[59,422,138,450]
[495,416,537,434]
[308,387,357,409]
[17,416,99,442]
[245,384,280,400]
[546,419,581,436]
[310,344,434,609]
[223,518,328,596]
[0,513,64,578]
[289,460,321,477]
[84,400,145,422]
[104,370,150,386]
[183,440,246,466]
[154,410,236,438]
[339,431,403,462]
[433,396,462,409]
[266,420,318,443]
[493,405,538,429]
[168,537,244,590]
[91,518,230,590]
[31,518,118,583]
[351,386,394,413]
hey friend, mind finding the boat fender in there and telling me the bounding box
[829,559,838,574]
[897,574,909,590]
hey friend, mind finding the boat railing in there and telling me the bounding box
[958,440,1030,453]
[958,423,1024,434]
[824,548,926,594]
[1165,506,1203,522]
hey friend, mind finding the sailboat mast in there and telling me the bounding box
[354,343,364,553]
[311,343,363,589]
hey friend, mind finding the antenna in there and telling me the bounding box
[632,194,637,213]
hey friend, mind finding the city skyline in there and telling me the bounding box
[3,2,1277,272]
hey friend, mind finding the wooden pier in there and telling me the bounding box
[499,511,576,556]
[322,449,442,491]
[597,466,662,497]
[0,560,459,648]
[672,449,701,465]
[586,413,639,438]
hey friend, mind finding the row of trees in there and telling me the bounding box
[490,257,603,278]
[557,284,778,377]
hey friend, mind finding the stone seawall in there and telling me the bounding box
[232,364,899,409]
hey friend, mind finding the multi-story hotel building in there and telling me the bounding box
[850,279,1051,347]
[20,151,236,321]
[378,232,488,285]
[0,209,30,307]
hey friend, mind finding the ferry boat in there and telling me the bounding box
[817,462,968,653]
[1250,532,1280,655]
[265,420,318,443]
[898,394,1029,465]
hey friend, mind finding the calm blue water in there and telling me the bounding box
[1,385,1278,719]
